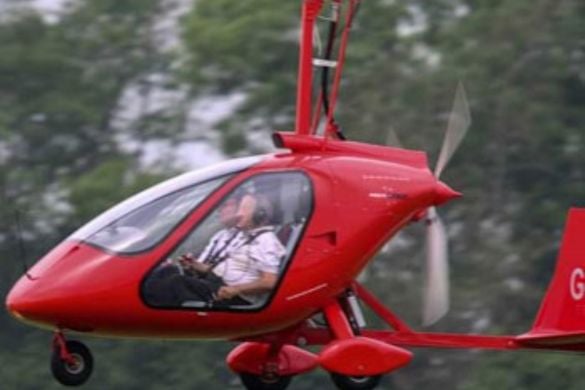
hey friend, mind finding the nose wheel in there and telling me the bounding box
[51,332,93,386]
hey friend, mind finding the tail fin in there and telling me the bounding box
[517,208,585,347]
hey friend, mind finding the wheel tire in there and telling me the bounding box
[239,372,292,390]
[330,373,382,390]
[51,340,93,386]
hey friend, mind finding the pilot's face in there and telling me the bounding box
[219,198,238,227]
[235,195,257,230]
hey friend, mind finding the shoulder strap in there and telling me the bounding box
[242,227,273,246]
[207,228,273,272]
[203,229,240,265]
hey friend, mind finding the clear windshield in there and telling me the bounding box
[69,155,266,253]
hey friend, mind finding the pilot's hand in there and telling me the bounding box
[189,261,210,273]
[178,253,195,267]
[217,286,240,300]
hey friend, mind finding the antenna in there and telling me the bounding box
[13,210,38,281]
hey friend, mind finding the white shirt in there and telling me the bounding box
[204,226,285,305]
[199,227,241,264]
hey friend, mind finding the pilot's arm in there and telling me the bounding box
[217,271,277,300]
[178,228,234,273]
[174,252,211,273]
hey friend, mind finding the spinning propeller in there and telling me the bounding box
[423,82,471,326]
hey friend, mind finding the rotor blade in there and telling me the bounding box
[434,82,471,179]
[423,207,449,326]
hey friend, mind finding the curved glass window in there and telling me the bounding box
[142,171,313,311]
[70,155,265,253]
[84,177,229,253]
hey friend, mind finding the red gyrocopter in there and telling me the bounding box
[6,1,585,389]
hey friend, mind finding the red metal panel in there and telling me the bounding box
[227,342,318,376]
[319,336,413,376]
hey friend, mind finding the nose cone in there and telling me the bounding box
[5,275,59,328]
[5,276,43,325]
[6,270,99,332]
[434,181,462,206]
[5,283,19,316]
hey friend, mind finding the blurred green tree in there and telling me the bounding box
[1,0,584,389]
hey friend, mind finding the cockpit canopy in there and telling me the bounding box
[67,153,314,311]
[142,168,313,310]
[69,155,265,253]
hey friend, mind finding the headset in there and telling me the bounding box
[251,195,272,226]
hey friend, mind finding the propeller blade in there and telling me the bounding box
[434,82,471,179]
[423,207,449,326]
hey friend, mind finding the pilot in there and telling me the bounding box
[148,193,285,307]
[177,194,241,269]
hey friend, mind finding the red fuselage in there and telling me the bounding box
[6,137,458,340]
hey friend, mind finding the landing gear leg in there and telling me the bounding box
[321,299,404,390]
[51,331,94,386]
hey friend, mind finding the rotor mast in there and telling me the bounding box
[296,0,356,137]
[296,0,324,135]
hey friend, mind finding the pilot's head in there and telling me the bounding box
[235,193,273,230]
[218,197,239,228]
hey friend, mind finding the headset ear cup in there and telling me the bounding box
[250,195,272,226]
[253,207,267,226]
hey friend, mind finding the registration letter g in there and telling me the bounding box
[570,268,585,301]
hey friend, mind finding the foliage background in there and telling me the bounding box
[0,0,584,389]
